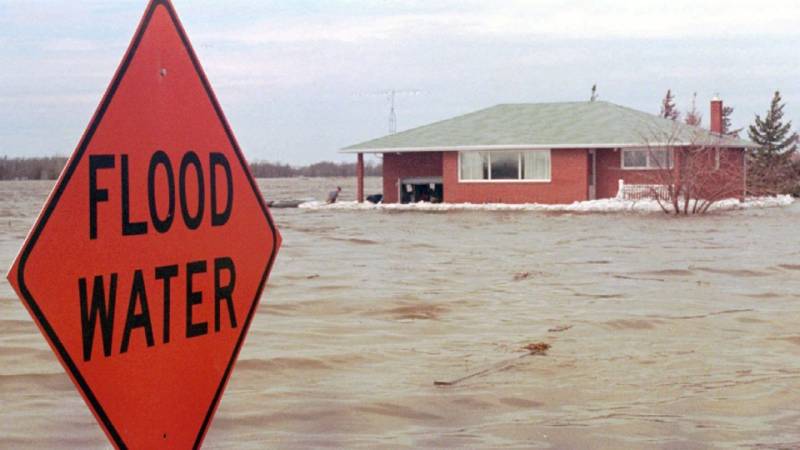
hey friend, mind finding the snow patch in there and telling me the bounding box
[298,196,795,213]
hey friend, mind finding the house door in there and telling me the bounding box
[588,149,597,200]
[399,177,444,204]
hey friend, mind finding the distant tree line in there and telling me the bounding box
[248,160,382,178]
[0,156,68,180]
[0,155,382,181]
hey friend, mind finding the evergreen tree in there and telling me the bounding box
[684,92,702,126]
[746,91,799,194]
[748,91,797,161]
[721,105,741,137]
[660,89,680,121]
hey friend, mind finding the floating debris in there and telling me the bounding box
[522,342,551,354]
[434,342,551,387]
[547,325,573,333]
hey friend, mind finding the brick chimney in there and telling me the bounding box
[710,96,723,134]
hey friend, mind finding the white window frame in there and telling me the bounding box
[458,150,551,183]
[621,147,674,170]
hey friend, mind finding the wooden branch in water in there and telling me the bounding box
[434,343,550,387]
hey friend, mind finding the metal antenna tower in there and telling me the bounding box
[388,90,397,134]
[354,89,421,134]
[379,89,421,134]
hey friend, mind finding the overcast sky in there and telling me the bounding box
[1,0,798,164]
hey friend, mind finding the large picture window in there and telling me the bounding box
[459,150,551,182]
[490,152,519,179]
[621,148,673,169]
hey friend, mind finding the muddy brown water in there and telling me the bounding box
[2,177,800,449]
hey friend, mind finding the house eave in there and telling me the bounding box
[340,142,756,154]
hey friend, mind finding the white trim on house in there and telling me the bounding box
[620,147,674,170]
[457,179,553,184]
[341,142,753,154]
[457,149,552,183]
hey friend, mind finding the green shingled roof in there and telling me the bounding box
[342,101,756,153]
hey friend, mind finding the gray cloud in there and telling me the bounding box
[1,0,798,163]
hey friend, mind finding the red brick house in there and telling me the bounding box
[343,99,757,204]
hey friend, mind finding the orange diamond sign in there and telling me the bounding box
[6,1,281,448]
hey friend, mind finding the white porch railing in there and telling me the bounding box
[616,180,672,201]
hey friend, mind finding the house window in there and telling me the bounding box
[621,148,673,169]
[490,152,519,179]
[459,150,551,181]
[459,152,489,180]
[523,150,551,180]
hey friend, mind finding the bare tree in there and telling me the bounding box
[636,130,745,215]
[684,92,702,126]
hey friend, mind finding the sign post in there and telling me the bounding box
[6,1,281,448]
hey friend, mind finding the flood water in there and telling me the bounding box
[2,177,800,449]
